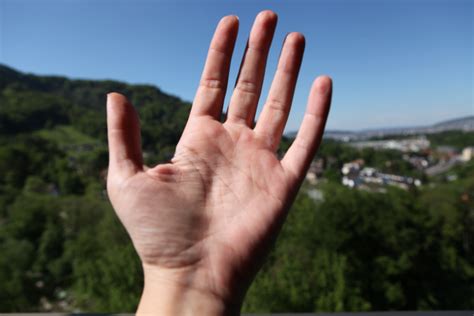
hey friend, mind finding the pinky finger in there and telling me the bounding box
[281,76,332,186]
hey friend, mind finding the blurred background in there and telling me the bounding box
[0,0,473,313]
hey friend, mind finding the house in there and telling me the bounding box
[342,163,421,190]
[461,146,474,161]
[305,159,325,184]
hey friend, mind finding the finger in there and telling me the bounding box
[254,32,305,150]
[107,92,143,179]
[190,16,239,120]
[281,76,332,186]
[226,10,277,126]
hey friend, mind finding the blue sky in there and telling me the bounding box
[0,0,472,131]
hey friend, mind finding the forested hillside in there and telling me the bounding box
[0,64,189,311]
[0,64,473,312]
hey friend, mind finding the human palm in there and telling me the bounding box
[106,10,332,314]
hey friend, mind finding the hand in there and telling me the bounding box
[106,10,332,315]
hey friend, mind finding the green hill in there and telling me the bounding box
[0,65,191,311]
[0,64,190,160]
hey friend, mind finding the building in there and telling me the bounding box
[306,159,325,184]
[341,159,365,176]
[349,137,430,152]
[461,146,474,161]
[342,164,421,191]
[403,154,430,170]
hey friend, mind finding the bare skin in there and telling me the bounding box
[106,10,332,315]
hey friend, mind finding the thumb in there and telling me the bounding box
[106,92,143,179]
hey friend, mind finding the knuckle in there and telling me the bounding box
[200,78,225,90]
[235,79,258,94]
[265,98,287,113]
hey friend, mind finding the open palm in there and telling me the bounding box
[106,11,332,313]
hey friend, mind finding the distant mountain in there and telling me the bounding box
[432,116,474,130]
[286,116,474,141]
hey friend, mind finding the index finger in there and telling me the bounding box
[190,16,239,120]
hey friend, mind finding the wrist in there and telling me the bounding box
[137,264,241,316]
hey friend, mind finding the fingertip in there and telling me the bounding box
[106,92,138,127]
[318,75,332,84]
[286,32,305,46]
[257,10,278,24]
[306,76,332,117]
[107,92,130,109]
[214,15,239,48]
[219,15,240,30]
[253,11,278,40]
[313,75,332,95]
[107,91,125,99]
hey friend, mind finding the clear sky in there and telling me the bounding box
[0,0,472,132]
